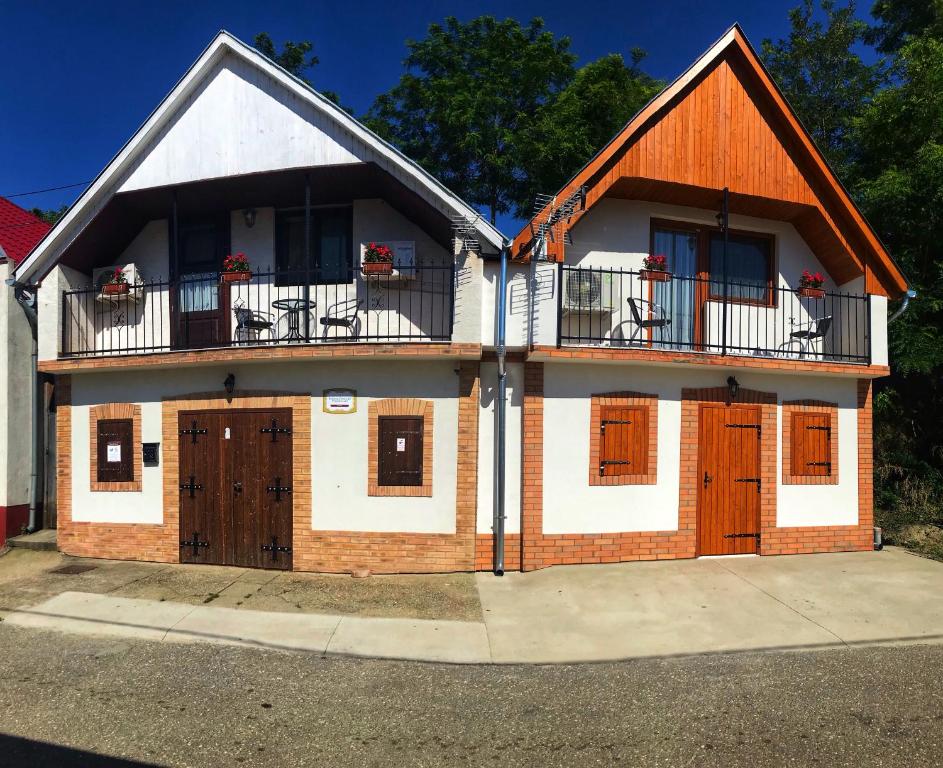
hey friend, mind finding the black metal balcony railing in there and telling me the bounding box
[61,264,455,357]
[557,265,871,364]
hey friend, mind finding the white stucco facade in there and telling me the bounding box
[538,362,860,536]
[69,360,461,534]
[0,260,33,511]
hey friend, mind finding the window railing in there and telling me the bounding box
[61,264,455,357]
[556,265,871,364]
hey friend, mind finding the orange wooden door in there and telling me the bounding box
[697,404,761,555]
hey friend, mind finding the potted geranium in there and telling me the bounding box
[221,253,252,283]
[362,242,394,275]
[640,253,671,282]
[102,266,130,296]
[798,270,825,299]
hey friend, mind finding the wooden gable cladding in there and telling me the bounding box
[514,25,907,298]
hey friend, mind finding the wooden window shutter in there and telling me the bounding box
[599,405,648,477]
[790,412,831,477]
[97,418,134,483]
[378,416,423,486]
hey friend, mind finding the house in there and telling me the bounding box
[488,25,908,570]
[0,197,50,545]
[12,25,908,575]
[13,31,504,573]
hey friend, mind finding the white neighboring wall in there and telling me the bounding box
[540,363,860,535]
[0,260,33,509]
[68,360,459,533]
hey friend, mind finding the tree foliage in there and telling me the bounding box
[518,51,663,217]
[364,16,576,224]
[762,0,886,174]
[29,204,67,225]
[253,33,345,109]
[767,0,943,534]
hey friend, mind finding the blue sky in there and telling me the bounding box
[0,0,872,235]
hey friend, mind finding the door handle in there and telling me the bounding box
[703,471,712,487]
[233,482,243,492]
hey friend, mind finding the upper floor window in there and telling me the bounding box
[708,231,773,305]
[275,207,353,285]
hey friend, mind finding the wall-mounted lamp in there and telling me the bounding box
[726,376,739,402]
[243,208,256,229]
[224,373,235,399]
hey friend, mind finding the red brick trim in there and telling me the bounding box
[475,533,521,571]
[517,363,692,571]
[89,403,142,492]
[40,343,483,374]
[367,399,434,497]
[760,382,873,555]
[680,387,777,556]
[295,362,479,573]
[528,345,888,379]
[588,391,658,486]
[781,400,838,485]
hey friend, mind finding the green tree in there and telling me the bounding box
[764,0,943,541]
[866,0,943,52]
[29,204,67,225]
[364,16,576,224]
[253,33,345,108]
[519,51,663,217]
[762,0,885,175]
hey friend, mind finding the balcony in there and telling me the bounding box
[60,264,455,357]
[556,265,871,365]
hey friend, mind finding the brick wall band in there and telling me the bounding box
[504,368,874,572]
[58,364,481,574]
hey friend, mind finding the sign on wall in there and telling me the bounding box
[323,389,357,414]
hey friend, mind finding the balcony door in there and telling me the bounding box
[174,216,230,349]
[651,224,699,350]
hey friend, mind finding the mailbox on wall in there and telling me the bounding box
[142,443,160,465]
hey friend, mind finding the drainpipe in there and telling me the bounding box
[493,241,510,576]
[6,278,41,533]
[888,288,917,324]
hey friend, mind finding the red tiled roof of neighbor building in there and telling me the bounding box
[0,196,51,264]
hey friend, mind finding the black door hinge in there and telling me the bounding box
[600,459,630,476]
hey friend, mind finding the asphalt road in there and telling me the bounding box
[1,624,941,767]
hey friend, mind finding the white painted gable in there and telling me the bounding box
[119,52,365,191]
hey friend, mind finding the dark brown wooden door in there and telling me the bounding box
[179,413,227,565]
[697,404,761,556]
[178,409,292,569]
[173,218,230,350]
[230,411,293,570]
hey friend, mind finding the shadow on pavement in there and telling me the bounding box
[0,733,164,767]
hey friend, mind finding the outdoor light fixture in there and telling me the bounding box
[243,208,256,228]
[727,376,739,401]
[224,373,235,398]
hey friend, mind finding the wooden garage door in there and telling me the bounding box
[697,404,761,556]
[178,409,293,569]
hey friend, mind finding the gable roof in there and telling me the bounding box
[513,24,908,298]
[0,197,51,265]
[14,31,504,282]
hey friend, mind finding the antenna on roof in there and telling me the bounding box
[529,186,587,258]
[451,214,481,254]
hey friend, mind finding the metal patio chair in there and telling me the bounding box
[319,298,364,341]
[778,315,832,359]
[626,297,672,346]
[233,301,274,345]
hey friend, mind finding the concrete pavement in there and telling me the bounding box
[4,547,943,663]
